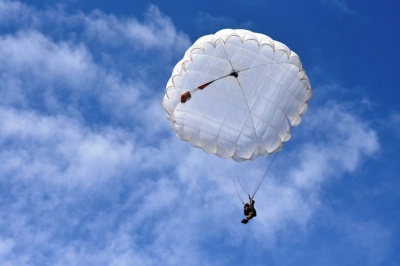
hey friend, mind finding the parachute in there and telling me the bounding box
[162,29,312,197]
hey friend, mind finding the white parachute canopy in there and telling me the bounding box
[162,29,312,196]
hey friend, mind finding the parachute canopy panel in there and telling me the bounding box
[162,29,312,162]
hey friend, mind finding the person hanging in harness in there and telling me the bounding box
[241,196,256,224]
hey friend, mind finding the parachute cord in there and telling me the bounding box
[251,152,279,198]
[236,174,251,198]
[233,179,245,205]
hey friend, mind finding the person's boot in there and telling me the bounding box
[241,219,248,224]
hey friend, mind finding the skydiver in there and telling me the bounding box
[241,196,256,224]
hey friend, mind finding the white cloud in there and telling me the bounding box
[0,106,135,186]
[0,0,35,27]
[83,5,189,51]
[0,1,190,121]
[0,30,95,86]
[0,2,194,264]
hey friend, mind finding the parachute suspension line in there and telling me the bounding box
[251,152,279,198]
[236,174,250,197]
[233,179,245,205]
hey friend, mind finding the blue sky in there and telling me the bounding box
[0,0,399,265]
